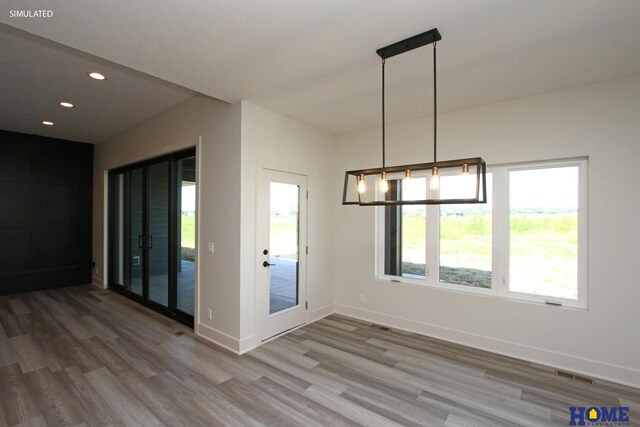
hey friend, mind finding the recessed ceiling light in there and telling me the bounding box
[60,101,74,108]
[88,72,106,80]
[42,120,54,126]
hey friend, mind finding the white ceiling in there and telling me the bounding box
[0,25,194,143]
[2,0,640,135]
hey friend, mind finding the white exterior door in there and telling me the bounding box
[257,169,307,341]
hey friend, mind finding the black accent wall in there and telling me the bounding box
[0,130,93,295]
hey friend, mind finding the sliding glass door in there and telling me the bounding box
[177,157,196,315]
[147,160,170,307]
[108,148,195,326]
[110,167,144,297]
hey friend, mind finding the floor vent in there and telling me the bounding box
[574,375,594,384]
[173,331,185,336]
[378,326,390,331]
[556,370,593,384]
[557,370,574,379]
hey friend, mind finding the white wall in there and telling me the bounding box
[239,101,336,351]
[93,96,336,353]
[93,95,243,343]
[92,73,640,386]
[333,75,640,387]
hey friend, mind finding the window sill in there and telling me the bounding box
[376,275,587,310]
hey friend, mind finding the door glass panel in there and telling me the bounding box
[128,168,144,296]
[269,182,299,314]
[112,173,125,287]
[147,161,170,307]
[177,157,196,315]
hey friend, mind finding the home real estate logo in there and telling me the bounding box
[569,406,630,426]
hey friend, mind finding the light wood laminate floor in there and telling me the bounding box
[0,285,639,426]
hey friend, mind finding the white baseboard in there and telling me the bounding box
[239,334,260,354]
[196,304,337,355]
[197,323,242,354]
[335,303,640,389]
[309,303,336,323]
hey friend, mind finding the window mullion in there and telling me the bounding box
[426,205,439,285]
[493,168,509,297]
[577,160,588,307]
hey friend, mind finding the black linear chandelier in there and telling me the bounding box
[342,28,487,206]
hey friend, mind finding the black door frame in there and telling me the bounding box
[108,147,196,327]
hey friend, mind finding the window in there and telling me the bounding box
[378,159,587,308]
[384,178,427,279]
[439,173,493,288]
[508,165,580,300]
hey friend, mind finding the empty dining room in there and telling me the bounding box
[1,1,640,426]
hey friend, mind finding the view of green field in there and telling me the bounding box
[217,204,577,300]
[509,213,577,299]
[269,215,299,259]
[400,211,577,298]
[181,215,196,249]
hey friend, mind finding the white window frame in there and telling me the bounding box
[376,158,588,309]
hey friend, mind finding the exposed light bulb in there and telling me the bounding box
[429,167,440,191]
[357,174,366,194]
[379,172,389,193]
[462,163,475,190]
[404,169,412,180]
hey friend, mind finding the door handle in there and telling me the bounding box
[263,261,276,267]
[138,235,144,248]
[148,235,153,249]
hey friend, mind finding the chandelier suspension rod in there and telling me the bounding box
[382,58,386,168]
[433,42,437,163]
